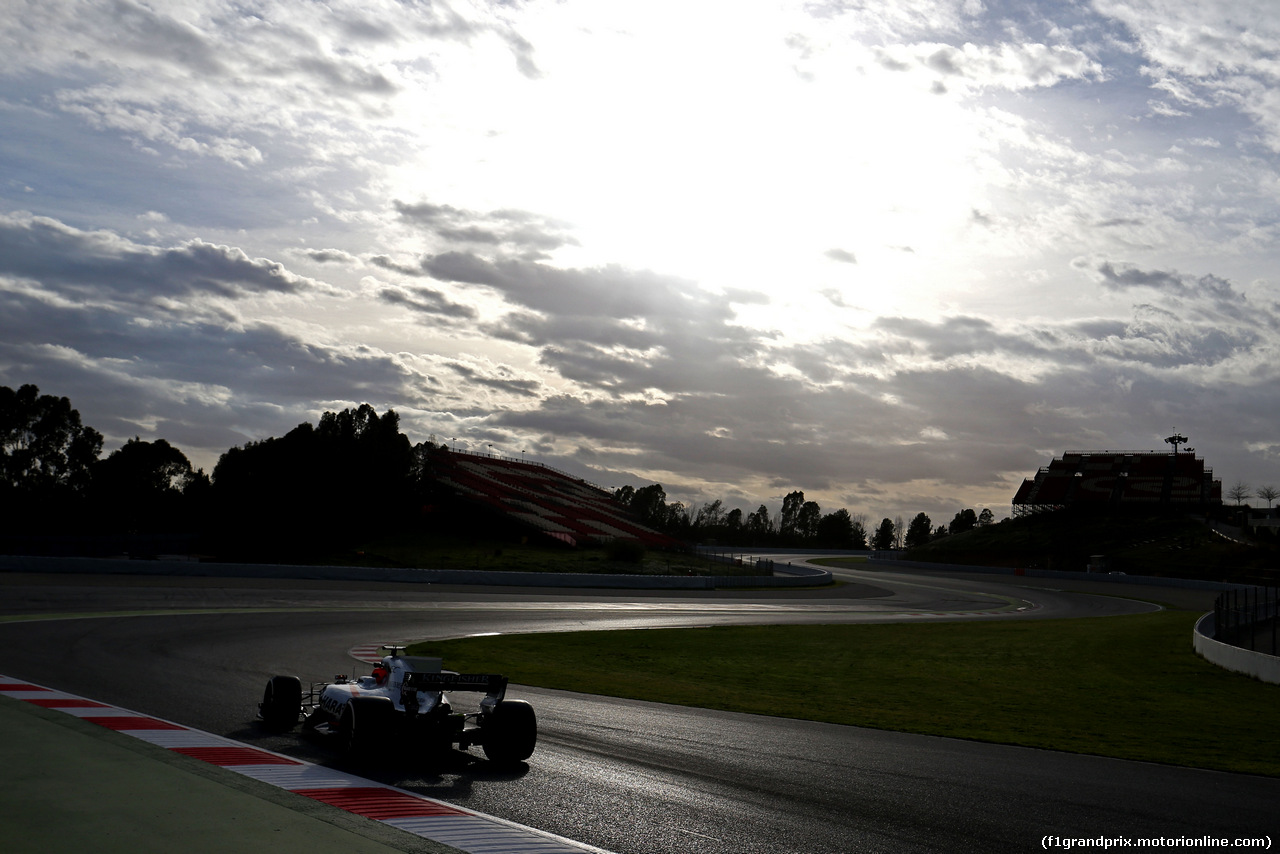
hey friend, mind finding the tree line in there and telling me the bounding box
[612,483,998,551]
[1,382,998,557]
[0,383,434,558]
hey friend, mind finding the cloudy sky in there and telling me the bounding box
[3,0,1280,524]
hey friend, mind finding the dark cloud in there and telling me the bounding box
[872,315,1026,360]
[395,200,577,258]
[874,51,913,73]
[301,248,359,264]
[290,56,397,95]
[422,252,728,325]
[446,362,541,397]
[108,0,227,76]
[368,254,429,277]
[3,216,1277,524]
[1096,261,1246,304]
[338,17,400,44]
[0,213,321,303]
[926,46,964,75]
[377,283,478,320]
[0,282,417,466]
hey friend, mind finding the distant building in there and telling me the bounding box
[1012,450,1222,516]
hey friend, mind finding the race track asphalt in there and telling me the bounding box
[1,565,1274,853]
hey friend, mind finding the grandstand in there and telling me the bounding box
[1012,450,1222,516]
[426,448,683,549]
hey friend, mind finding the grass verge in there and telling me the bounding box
[409,612,1280,776]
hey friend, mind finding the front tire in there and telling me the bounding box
[339,696,396,760]
[260,676,302,731]
[482,700,537,765]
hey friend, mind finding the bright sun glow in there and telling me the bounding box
[390,1,990,334]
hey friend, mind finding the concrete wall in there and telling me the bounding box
[1194,612,1280,685]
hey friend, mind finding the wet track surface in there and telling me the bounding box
[1,566,1276,852]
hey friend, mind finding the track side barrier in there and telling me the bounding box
[1194,612,1280,685]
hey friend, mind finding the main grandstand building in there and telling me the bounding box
[1012,448,1222,516]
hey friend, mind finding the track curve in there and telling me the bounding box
[0,567,1271,854]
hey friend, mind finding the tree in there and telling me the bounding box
[695,499,724,529]
[746,504,773,538]
[779,490,805,538]
[904,512,933,548]
[850,518,868,550]
[849,513,868,550]
[872,517,897,551]
[211,404,414,553]
[1227,481,1252,507]
[978,508,995,527]
[725,507,744,533]
[0,383,103,499]
[1256,485,1279,509]
[949,508,978,535]
[666,501,690,532]
[816,508,856,548]
[796,500,822,541]
[630,484,668,528]
[612,485,635,506]
[91,438,206,532]
[95,437,199,495]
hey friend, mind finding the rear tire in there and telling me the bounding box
[260,676,302,732]
[340,696,396,760]
[482,700,537,765]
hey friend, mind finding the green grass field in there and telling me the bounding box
[408,611,1280,776]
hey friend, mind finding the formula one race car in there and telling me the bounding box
[258,647,536,765]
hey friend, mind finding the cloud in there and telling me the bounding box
[394,200,578,258]
[298,248,360,265]
[1094,0,1280,149]
[0,213,326,304]
[422,252,735,329]
[1094,261,1249,309]
[0,281,419,464]
[446,361,542,398]
[0,0,536,170]
[5,0,1280,527]
[376,281,478,321]
[874,41,1102,91]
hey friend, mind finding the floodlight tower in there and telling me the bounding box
[1164,432,1188,454]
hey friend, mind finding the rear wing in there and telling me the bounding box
[401,672,508,703]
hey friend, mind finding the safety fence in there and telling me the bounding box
[1214,586,1279,656]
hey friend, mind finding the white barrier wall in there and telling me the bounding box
[1193,613,1280,686]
